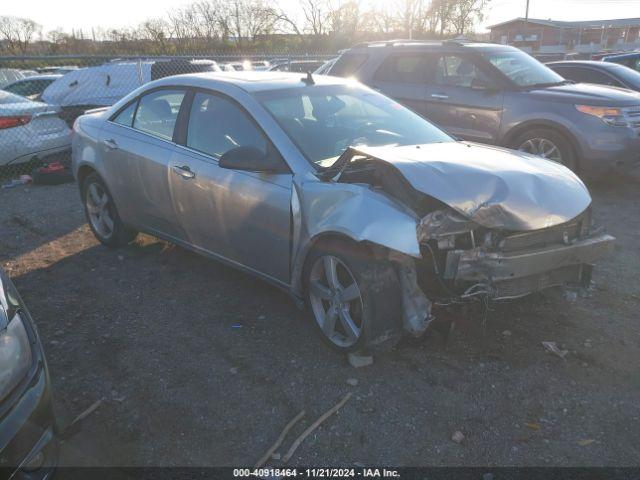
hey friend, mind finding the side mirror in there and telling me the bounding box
[219,146,287,173]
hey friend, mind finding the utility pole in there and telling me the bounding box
[525,0,530,21]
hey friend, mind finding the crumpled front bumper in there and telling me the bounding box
[444,233,615,300]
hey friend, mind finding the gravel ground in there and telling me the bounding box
[1,176,639,468]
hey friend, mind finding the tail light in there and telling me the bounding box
[0,116,31,130]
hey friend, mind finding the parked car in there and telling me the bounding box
[0,268,58,477]
[547,60,640,92]
[72,71,613,352]
[0,91,71,167]
[221,61,252,71]
[326,40,640,177]
[2,74,62,101]
[314,57,338,75]
[0,69,25,89]
[36,66,79,75]
[602,51,640,73]
[42,60,220,126]
[270,60,325,73]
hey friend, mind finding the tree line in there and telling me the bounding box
[0,0,489,56]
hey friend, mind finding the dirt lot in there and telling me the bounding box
[1,176,639,468]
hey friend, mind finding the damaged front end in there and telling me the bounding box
[417,208,615,302]
[303,143,615,338]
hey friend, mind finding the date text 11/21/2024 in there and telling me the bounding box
[233,468,401,478]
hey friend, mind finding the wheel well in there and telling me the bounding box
[503,121,582,161]
[76,165,97,188]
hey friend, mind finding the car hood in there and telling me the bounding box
[353,142,592,231]
[528,82,640,105]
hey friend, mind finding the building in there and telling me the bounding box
[488,17,640,55]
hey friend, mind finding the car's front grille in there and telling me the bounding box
[493,264,585,299]
[498,210,589,252]
[623,106,640,129]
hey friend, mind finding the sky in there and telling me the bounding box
[2,0,640,34]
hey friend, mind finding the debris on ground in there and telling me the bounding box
[282,393,352,463]
[542,341,569,359]
[346,378,359,386]
[60,398,105,440]
[254,410,305,468]
[525,422,541,430]
[502,330,512,337]
[584,339,593,348]
[451,430,465,444]
[348,352,373,368]
[578,439,595,446]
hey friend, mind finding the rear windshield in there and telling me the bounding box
[329,53,369,77]
[0,90,30,104]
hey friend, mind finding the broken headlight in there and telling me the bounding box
[0,272,33,402]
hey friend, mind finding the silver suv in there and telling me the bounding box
[327,40,640,177]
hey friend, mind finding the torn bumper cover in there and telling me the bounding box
[443,233,615,300]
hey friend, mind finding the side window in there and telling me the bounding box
[435,55,491,88]
[329,53,369,77]
[112,101,137,127]
[132,89,186,140]
[186,92,268,159]
[374,54,428,83]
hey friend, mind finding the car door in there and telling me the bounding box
[100,88,187,238]
[168,90,292,284]
[423,53,504,143]
[369,53,430,118]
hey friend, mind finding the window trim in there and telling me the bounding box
[431,52,497,88]
[175,87,291,174]
[107,86,188,141]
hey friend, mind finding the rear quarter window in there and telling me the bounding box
[329,53,369,77]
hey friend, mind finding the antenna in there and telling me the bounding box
[302,71,315,85]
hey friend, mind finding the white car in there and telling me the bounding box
[0,91,71,167]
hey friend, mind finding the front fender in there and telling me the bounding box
[290,176,420,295]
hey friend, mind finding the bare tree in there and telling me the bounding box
[0,16,41,54]
[449,0,489,35]
[301,0,329,35]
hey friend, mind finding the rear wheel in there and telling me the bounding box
[303,239,402,353]
[82,172,137,247]
[512,128,578,172]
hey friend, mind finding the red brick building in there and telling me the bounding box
[488,18,640,55]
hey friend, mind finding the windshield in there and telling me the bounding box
[483,50,565,87]
[607,63,640,90]
[258,85,453,166]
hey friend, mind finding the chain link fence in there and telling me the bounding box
[0,52,336,183]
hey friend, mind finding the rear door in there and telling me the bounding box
[423,53,504,143]
[168,90,292,283]
[100,88,187,238]
[369,53,430,118]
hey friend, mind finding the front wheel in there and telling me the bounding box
[512,128,578,172]
[303,239,402,353]
[82,172,137,248]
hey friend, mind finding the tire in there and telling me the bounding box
[303,238,402,353]
[81,172,137,248]
[511,128,578,172]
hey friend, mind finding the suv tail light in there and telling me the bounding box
[0,115,31,130]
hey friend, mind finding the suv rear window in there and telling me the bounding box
[374,54,429,83]
[330,53,369,77]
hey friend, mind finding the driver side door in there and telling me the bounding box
[168,90,293,284]
[423,53,504,143]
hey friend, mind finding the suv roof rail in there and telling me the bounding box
[350,39,445,48]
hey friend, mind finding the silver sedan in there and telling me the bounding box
[71,72,614,353]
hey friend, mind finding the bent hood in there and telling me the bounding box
[354,142,591,231]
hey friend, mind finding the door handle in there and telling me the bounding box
[430,93,449,100]
[172,165,195,179]
[102,138,118,150]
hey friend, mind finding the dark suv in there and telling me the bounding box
[327,40,640,177]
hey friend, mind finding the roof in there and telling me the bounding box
[7,74,62,83]
[489,17,640,30]
[152,71,351,93]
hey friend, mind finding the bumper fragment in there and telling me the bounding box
[446,233,615,299]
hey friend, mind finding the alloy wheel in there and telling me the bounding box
[85,182,114,239]
[518,137,563,164]
[308,255,364,348]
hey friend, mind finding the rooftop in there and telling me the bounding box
[489,17,640,30]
